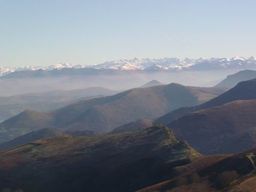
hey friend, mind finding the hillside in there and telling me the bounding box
[202,78,256,108]
[0,126,199,192]
[0,83,223,144]
[139,148,256,192]
[169,99,256,154]
[0,110,55,144]
[216,70,256,88]
[157,78,256,125]
[0,87,116,122]
[0,128,66,150]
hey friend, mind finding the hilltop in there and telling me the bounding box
[0,126,199,192]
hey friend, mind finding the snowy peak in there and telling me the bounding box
[93,58,195,71]
[2,57,256,77]
[92,57,256,71]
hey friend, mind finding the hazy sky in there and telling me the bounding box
[1,0,256,67]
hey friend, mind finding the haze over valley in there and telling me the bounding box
[1,57,256,95]
[2,1,256,191]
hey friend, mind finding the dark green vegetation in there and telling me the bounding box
[0,126,199,192]
[0,83,223,144]
[139,149,256,192]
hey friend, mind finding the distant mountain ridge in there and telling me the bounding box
[0,83,223,144]
[141,80,163,88]
[216,69,256,88]
[2,57,256,78]
[157,78,256,125]
[0,87,116,122]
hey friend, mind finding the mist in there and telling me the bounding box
[0,70,237,97]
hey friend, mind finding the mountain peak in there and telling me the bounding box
[141,80,163,88]
[3,57,256,77]
[216,69,256,88]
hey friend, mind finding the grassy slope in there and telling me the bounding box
[139,148,256,192]
[169,100,256,154]
[0,126,199,192]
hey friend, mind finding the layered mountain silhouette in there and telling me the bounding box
[0,126,199,192]
[216,69,256,89]
[0,87,116,122]
[157,78,256,125]
[0,84,223,144]
[155,79,256,154]
[169,99,256,154]
[2,57,256,78]
[0,70,256,192]
[0,110,54,145]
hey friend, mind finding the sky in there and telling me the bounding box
[1,0,256,67]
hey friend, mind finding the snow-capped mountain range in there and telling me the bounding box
[94,57,256,71]
[1,57,256,76]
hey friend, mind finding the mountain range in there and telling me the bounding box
[0,87,116,122]
[154,78,256,154]
[2,57,256,78]
[0,69,256,191]
[0,83,224,144]
[3,71,256,155]
[157,78,256,125]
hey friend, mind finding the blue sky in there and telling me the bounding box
[1,0,256,67]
